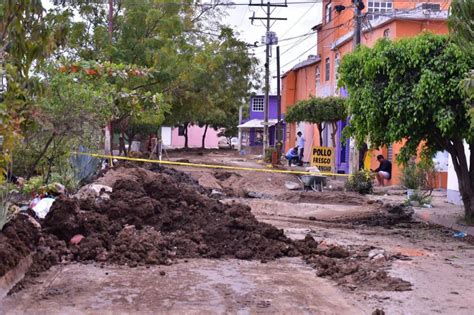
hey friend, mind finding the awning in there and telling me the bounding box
[237,119,278,129]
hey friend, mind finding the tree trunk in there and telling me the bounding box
[184,123,189,149]
[317,123,323,147]
[27,134,55,179]
[330,121,338,148]
[446,140,474,221]
[201,124,208,149]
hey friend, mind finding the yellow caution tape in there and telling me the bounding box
[72,152,350,177]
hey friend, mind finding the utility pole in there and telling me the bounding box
[249,1,287,156]
[353,0,364,50]
[276,45,282,155]
[350,0,365,174]
[104,0,114,157]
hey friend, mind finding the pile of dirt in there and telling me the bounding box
[0,214,40,277]
[279,191,367,206]
[213,171,241,181]
[334,203,415,227]
[41,167,304,266]
[303,244,412,292]
[3,165,413,295]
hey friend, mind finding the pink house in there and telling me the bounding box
[161,125,220,149]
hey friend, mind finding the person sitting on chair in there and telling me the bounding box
[371,154,392,186]
[285,147,300,166]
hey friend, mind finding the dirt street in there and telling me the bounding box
[1,150,473,314]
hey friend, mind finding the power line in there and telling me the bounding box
[250,31,316,49]
[280,1,318,38]
[279,23,345,69]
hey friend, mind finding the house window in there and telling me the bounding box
[325,2,332,23]
[252,97,264,112]
[178,125,185,136]
[368,0,393,20]
[334,53,340,82]
[383,28,391,38]
[325,57,330,81]
[315,66,320,88]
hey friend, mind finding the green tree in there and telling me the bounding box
[14,65,115,180]
[449,0,474,127]
[285,96,346,147]
[338,33,474,220]
[0,0,69,178]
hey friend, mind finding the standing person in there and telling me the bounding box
[371,154,392,186]
[296,131,305,166]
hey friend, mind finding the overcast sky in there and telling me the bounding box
[223,2,323,93]
[44,0,323,94]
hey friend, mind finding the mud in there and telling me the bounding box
[42,167,306,266]
[3,165,414,296]
[330,203,415,227]
[213,171,241,181]
[279,191,368,206]
[0,214,40,277]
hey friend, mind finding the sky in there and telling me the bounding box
[43,0,324,94]
[222,1,323,93]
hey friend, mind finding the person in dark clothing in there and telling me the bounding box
[372,154,392,186]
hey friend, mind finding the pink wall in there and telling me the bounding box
[171,125,220,148]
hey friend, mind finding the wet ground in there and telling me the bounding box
[1,150,474,314]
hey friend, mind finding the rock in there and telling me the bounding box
[368,249,385,259]
[285,181,301,190]
[308,216,317,221]
[159,271,166,276]
[372,253,386,263]
[70,234,85,245]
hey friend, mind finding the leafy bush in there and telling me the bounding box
[22,176,44,196]
[400,159,435,191]
[264,148,277,163]
[406,191,432,207]
[345,170,374,194]
[0,185,15,231]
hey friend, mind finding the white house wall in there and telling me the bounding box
[447,141,470,205]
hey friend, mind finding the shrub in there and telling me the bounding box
[400,159,435,191]
[345,170,374,194]
[0,185,16,231]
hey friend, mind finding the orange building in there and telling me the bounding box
[282,0,450,185]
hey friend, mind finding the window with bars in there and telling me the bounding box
[387,144,393,161]
[368,0,393,20]
[252,97,264,112]
[315,66,320,88]
[325,2,332,23]
[325,58,330,81]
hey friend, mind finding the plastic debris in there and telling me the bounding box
[32,197,55,219]
[453,231,467,239]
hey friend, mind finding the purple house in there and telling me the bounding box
[237,95,286,151]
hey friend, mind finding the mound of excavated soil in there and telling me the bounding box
[0,214,40,277]
[3,165,414,294]
[42,167,304,266]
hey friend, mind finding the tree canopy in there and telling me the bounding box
[338,33,474,220]
[285,96,346,147]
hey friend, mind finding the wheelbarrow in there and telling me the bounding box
[299,175,327,192]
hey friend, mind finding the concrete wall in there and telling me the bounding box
[170,125,220,149]
[161,127,172,146]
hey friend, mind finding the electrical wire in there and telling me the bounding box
[280,1,318,38]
